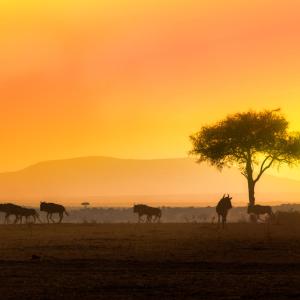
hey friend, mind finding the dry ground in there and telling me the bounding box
[0,223,300,299]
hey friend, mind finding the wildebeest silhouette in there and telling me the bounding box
[216,194,233,228]
[40,202,69,223]
[133,204,162,223]
[0,204,42,224]
[17,207,41,224]
[0,203,23,224]
[248,204,274,221]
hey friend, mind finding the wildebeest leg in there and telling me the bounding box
[147,215,152,223]
[34,214,40,223]
[4,213,9,224]
[140,214,146,223]
[46,212,50,223]
[37,215,42,223]
[222,216,226,228]
[49,213,53,223]
[34,213,41,224]
[217,214,221,227]
[59,212,63,223]
[50,213,55,223]
[13,215,19,224]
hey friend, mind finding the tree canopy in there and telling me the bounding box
[81,202,90,209]
[190,109,300,205]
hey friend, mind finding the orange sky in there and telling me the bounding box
[1,0,300,177]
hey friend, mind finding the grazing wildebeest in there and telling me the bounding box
[133,204,162,223]
[17,207,41,224]
[40,202,69,223]
[248,204,274,222]
[0,203,23,224]
[216,194,233,228]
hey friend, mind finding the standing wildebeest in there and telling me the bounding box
[216,194,233,228]
[0,203,23,224]
[248,204,274,222]
[133,204,162,223]
[40,202,69,223]
[17,207,41,224]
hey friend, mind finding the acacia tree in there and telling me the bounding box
[190,109,300,206]
[81,202,90,209]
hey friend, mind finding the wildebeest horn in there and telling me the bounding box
[222,194,225,198]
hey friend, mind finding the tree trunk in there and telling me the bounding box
[247,178,255,206]
[245,154,255,206]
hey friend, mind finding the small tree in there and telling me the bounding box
[190,109,300,206]
[81,202,90,209]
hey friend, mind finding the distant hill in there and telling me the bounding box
[0,157,299,206]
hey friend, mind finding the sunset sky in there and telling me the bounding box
[1,0,300,178]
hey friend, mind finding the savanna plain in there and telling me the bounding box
[0,223,300,299]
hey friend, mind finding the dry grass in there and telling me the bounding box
[0,223,300,299]
[275,210,300,225]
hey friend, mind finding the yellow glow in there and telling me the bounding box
[0,0,300,182]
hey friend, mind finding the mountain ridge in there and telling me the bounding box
[0,156,299,206]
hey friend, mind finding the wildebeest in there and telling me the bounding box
[0,203,22,224]
[216,194,233,228]
[248,204,274,222]
[17,207,41,224]
[0,204,42,224]
[133,204,162,223]
[40,202,69,223]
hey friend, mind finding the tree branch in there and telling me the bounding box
[241,170,248,179]
[254,156,275,183]
[259,155,272,173]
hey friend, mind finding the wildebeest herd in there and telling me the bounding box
[215,194,274,227]
[0,195,274,226]
[0,202,68,224]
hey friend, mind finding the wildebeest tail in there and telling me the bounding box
[64,208,69,216]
